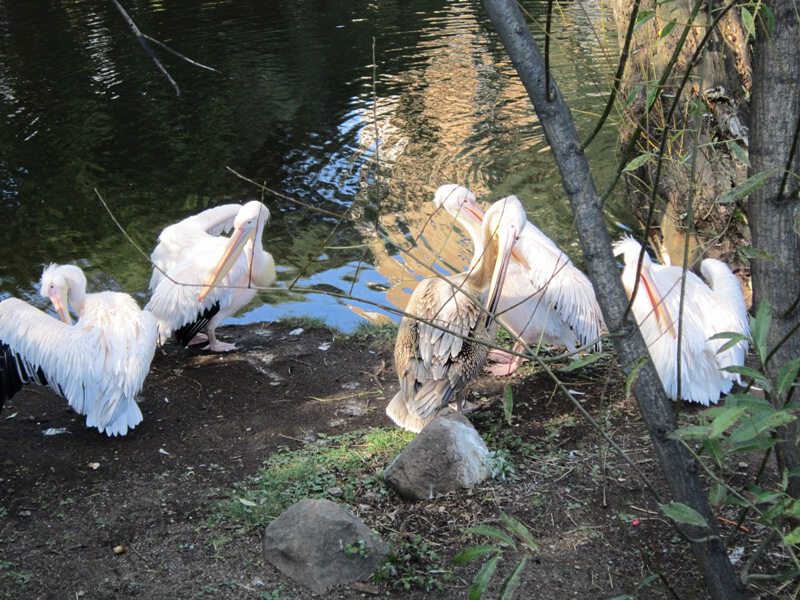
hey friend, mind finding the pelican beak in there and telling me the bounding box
[49,292,72,325]
[198,226,253,302]
[460,202,529,269]
[486,225,519,324]
[640,268,677,339]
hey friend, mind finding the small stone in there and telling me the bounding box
[326,486,344,498]
[113,545,126,555]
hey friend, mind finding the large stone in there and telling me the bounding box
[262,498,389,593]
[384,411,491,500]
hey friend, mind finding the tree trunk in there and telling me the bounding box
[611,0,752,280]
[481,1,747,597]
[747,1,800,499]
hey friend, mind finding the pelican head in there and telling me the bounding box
[613,235,676,338]
[433,184,484,230]
[198,201,270,302]
[40,264,87,324]
[482,195,526,320]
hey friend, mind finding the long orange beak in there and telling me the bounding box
[197,227,253,302]
[49,292,72,325]
[640,269,676,339]
[486,225,519,324]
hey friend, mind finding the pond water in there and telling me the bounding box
[0,0,628,331]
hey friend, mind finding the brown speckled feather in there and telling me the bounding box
[386,273,492,432]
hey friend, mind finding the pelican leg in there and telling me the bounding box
[448,396,479,414]
[204,329,238,353]
[187,333,209,347]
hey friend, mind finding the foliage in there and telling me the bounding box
[209,428,412,529]
[373,534,451,592]
[453,513,538,600]
[669,302,800,586]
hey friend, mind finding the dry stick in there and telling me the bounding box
[110,0,180,96]
[142,34,218,73]
[481,1,745,598]
[582,0,642,149]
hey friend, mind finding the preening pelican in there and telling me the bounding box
[0,264,158,436]
[145,201,276,352]
[433,184,604,376]
[387,195,526,432]
[613,236,749,405]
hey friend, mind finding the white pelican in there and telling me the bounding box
[387,195,526,432]
[613,236,749,405]
[0,264,158,436]
[145,201,276,352]
[433,184,605,376]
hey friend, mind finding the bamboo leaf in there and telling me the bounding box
[727,140,750,167]
[752,409,797,434]
[558,352,608,372]
[658,502,709,528]
[717,169,774,204]
[623,153,652,172]
[708,331,748,354]
[633,11,655,33]
[738,245,776,261]
[466,525,516,549]
[708,483,727,507]
[669,425,711,441]
[499,513,538,549]
[659,19,676,38]
[723,365,772,391]
[709,406,748,438]
[503,385,514,425]
[453,545,499,565]
[740,6,755,39]
[499,557,528,600]
[625,357,648,398]
[776,358,800,396]
[751,301,772,365]
[783,527,800,546]
[469,554,500,600]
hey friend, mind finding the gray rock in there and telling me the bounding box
[262,499,389,593]
[383,411,491,500]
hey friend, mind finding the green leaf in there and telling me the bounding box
[559,352,608,373]
[669,425,711,441]
[646,84,659,111]
[728,435,777,453]
[659,502,709,528]
[740,6,755,39]
[237,497,257,507]
[708,331,748,354]
[752,409,797,434]
[751,301,773,365]
[659,19,676,38]
[623,153,652,172]
[453,545,499,565]
[738,245,776,261]
[503,385,514,425]
[499,513,538,549]
[625,83,643,108]
[499,557,528,600]
[727,140,750,167]
[723,365,772,391]
[783,527,800,546]
[725,392,771,409]
[776,358,800,396]
[717,169,774,204]
[466,525,516,549]
[759,4,776,35]
[708,483,727,507]
[633,11,655,33]
[469,554,500,600]
[709,406,748,438]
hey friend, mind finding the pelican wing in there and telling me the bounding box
[145,236,252,342]
[149,204,243,291]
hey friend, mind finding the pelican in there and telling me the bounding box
[0,264,157,436]
[145,201,276,352]
[433,184,604,376]
[386,195,526,432]
[613,235,749,405]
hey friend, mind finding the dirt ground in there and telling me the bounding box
[0,320,751,599]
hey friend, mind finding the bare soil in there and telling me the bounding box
[0,321,743,599]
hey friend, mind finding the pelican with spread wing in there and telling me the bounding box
[387,195,526,432]
[0,264,157,436]
[613,236,749,404]
[146,201,276,352]
[433,184,604,376]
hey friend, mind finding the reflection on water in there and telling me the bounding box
[0,0,626,332]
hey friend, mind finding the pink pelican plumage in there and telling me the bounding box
[433,184,604,376]
[613,235,749,405]
[145,201,276,352]
[0,264,158,436]
[387,195,526,432]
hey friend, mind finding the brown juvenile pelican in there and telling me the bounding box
[145,201,276,352]
[0,264,158,436]
[613,235,749,405]
[386,195,527,432]
[433,184,604,376]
